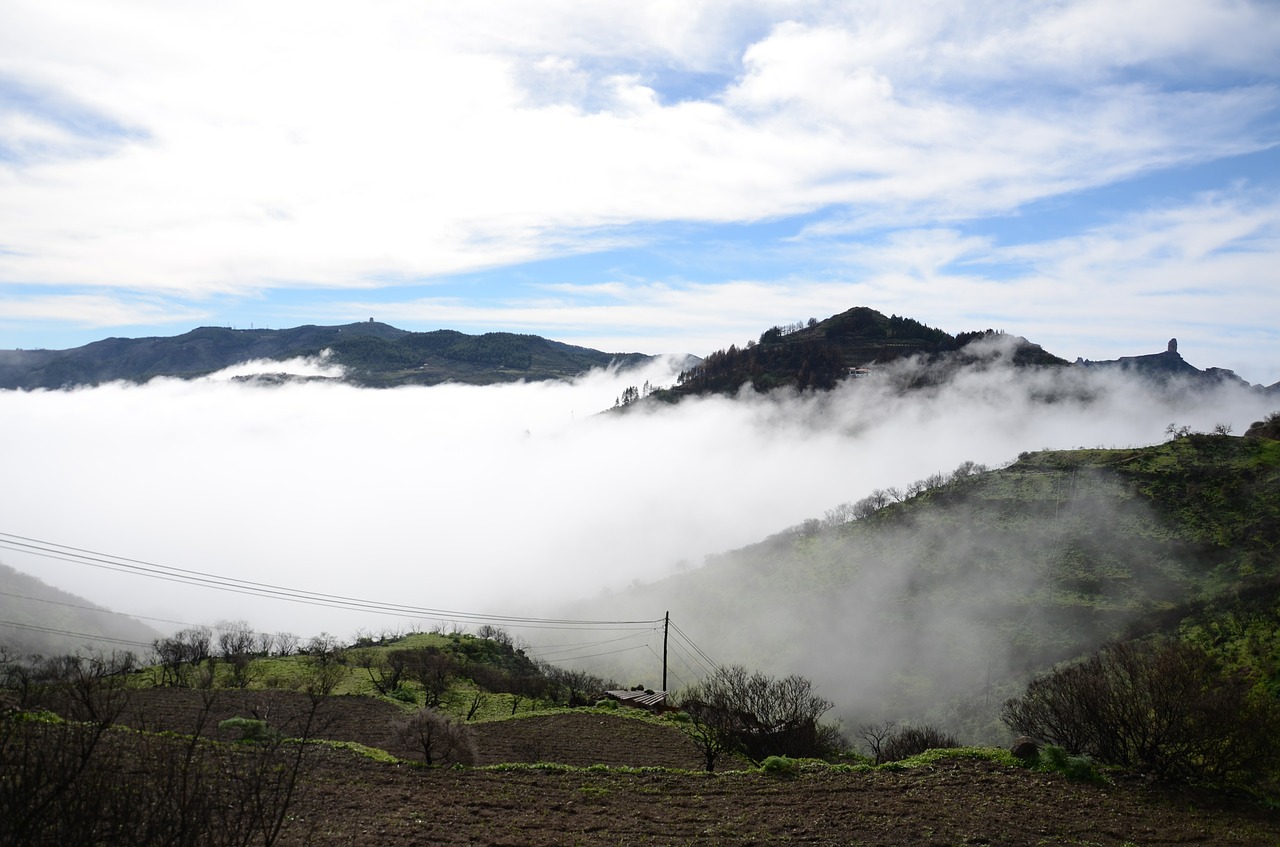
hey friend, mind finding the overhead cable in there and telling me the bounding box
[0,532,662,631]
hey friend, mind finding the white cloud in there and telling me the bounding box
[0,292,209,330]
[304,189,1280,384]
[0,0,1274,300]
[0,356,1273,643]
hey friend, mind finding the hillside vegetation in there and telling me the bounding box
[578,433,1280,739]
[653,307,1067,398]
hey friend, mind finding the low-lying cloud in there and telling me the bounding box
[0,354,1275,657]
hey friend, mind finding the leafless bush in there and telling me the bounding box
[152,626,213,687]
[352,648,412,696]
[858,721,896,764]
[392,708,478,766]
[1002,639,1280,786]
[0,666,327,846]
[403,647,457,707]
[879,725,959,763]
[676,665,836,770]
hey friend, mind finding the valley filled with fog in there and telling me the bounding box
[1,350,1275,660]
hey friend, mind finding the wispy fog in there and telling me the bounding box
[1,351,1275,655]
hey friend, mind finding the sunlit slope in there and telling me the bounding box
[596,434,1280,727]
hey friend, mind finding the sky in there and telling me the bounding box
[0,1,1278,384]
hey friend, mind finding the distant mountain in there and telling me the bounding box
[0,322,653,389]
[654,306,1066,399]
[0,562,162,656]
[642,307,1272,401]
[1076,337,1262,390]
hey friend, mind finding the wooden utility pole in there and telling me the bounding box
[662,611,670,692]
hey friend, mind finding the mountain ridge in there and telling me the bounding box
[0,322,653,389]
[3,308,1274,393]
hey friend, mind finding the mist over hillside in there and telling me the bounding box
[556,431,1280,740]
[1,330,1274,670]
[0,562,162,656]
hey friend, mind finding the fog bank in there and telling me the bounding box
[0,354,1275,648]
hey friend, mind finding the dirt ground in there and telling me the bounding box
[116,690,1280,847]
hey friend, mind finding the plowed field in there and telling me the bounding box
[108,689,1280,846]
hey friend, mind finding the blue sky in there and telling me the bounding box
[1,0,1278,383]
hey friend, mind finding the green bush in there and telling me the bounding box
[389,687,417,704]
[759,756,801,778]
[1038,745,1105,785]
[593,699,618,710]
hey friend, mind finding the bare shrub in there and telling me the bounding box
[1002,639,1280,786]
[858,720,896,764]
[0,672,325,847]
[676,665,837,771]
[403,647,457,707]
[879,725,959,763]
[393,708,478,766]
[152,626,213,687]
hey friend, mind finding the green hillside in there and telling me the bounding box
[580,433,1280,739]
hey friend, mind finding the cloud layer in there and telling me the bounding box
[2,356,1274,645]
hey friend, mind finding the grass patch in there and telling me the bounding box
[880,746,1023,770]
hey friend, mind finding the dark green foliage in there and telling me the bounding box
[676,340,846,394]
[1037,745,1105,784]
[600,435,1280,746]
[1002,639,1280,788]
[821,309,950,345]
[388,686,418,704]
[668,306,1066,400]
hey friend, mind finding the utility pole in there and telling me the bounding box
[662,611,669,692]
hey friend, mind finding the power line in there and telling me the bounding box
[534,643,652,663]
[0,619,154,650]
[527,628,658,659]
[668,620,718,671]
[666,636,713,679]
[0,590,193,631]
[0,531,663,631]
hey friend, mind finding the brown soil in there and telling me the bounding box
[117,688,705,768]
[112,690,1280,846]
